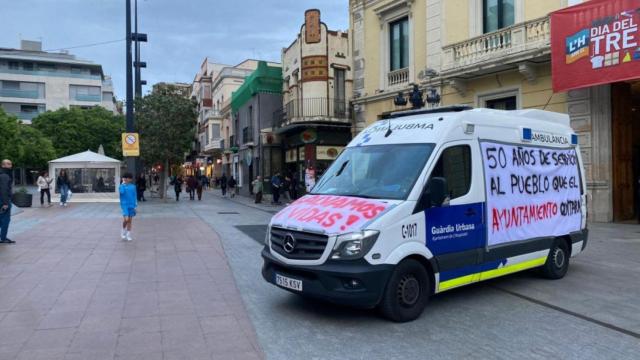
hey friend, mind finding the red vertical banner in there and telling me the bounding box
[551,0,640,92]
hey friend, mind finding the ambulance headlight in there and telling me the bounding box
[265,226,271,245]
[331,230,379,260]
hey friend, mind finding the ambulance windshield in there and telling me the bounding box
[311,143,434,200]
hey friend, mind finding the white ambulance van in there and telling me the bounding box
[261,106,588,322]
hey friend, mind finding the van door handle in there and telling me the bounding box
[464,208,476,217]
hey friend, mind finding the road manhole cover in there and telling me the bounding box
[218,211,240,214]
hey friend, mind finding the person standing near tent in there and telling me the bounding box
[37,171,53,207]
[56,169,70,207]
[119,173,137,241]
[0,159,14,244]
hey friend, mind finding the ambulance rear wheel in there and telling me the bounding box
[540,239,570,279]
[379,259,430,322]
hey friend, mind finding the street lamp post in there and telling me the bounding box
[125,0,135,174]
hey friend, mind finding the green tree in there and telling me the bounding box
[0,108,56,169]
[135,84,197,199]
[16,126,56,169]
[32,107,125,159]
[0,108,21,162]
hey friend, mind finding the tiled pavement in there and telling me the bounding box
[0,200,263,360]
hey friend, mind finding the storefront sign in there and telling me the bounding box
[121,133,139,157]
[298,146,306,161]
[551,0,640,92]
[286,149,297,163]
[316,146,344,161]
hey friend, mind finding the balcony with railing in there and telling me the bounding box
[0,89,40,99]
[441,15,550,78]
[388,68,409,87]
[0,68,102,80]
[74,94,102,102]
[273,97,349,129]
[204,138,224,152]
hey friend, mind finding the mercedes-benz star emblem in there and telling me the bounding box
[283,233,296,254]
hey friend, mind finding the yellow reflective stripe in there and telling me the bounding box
[438,257,547,292]
[438,274,475,291]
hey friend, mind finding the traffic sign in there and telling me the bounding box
[122,132,140,157]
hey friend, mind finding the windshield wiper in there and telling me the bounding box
[336,193,379,199]
[335,160,349,177]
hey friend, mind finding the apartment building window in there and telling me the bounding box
[102,92,113,102]
[211,124,221,139]
[483,0,515,33]
[70,67,83,74]
[37,63,56,72]
[69,85,101,102]
[486,96,517,110]
[22,62,34,71]
[8,61,19,70]
[389,17,409,71]
[479,89,519,110]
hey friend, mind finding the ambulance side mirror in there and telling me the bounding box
[426,177,448,208]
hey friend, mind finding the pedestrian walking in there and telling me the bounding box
[271,172,282,204]
[119,173,137,241]
[187,175,198,200]
[281,175,291,203]
[173,176,183,201]
[37,171,53,207]
[196,175,204,201]
[220,174,228,197]
[136,173,147,202]
[228,176,237,198]
[289,172,298,200]
[56,169,70,207]
[252,175,263,204]
[0,159,14,244]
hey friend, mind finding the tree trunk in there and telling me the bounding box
[162,159,169,202]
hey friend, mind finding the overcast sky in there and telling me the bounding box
[0,0,349,99]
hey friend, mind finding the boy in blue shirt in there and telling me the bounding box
[119,173,138,241]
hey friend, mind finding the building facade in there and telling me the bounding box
[191,59,279,178]
[0,40,117,123]
[277,9,353,190]
[230,61,283,196]
[350,0,635,222]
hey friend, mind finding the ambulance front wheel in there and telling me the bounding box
[379,259,430,322]
[540,239,570,279]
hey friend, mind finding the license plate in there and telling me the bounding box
[275,273,303,292]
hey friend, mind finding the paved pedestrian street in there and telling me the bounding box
[0,196,262,360]
[2,191,640,359]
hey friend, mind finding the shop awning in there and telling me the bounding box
[551,0,640,92]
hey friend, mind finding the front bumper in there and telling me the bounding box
[261,247,394,308]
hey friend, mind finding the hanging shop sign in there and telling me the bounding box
[300,128,318,144]
[316,146,344,161]
[551,0,640,92]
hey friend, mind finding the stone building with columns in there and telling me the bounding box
[349,0,638,222]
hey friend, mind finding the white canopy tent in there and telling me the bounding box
[49,150,122,202]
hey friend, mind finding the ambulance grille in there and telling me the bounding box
[270,227,328,260]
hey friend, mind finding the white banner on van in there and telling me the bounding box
[480,142,582,246]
